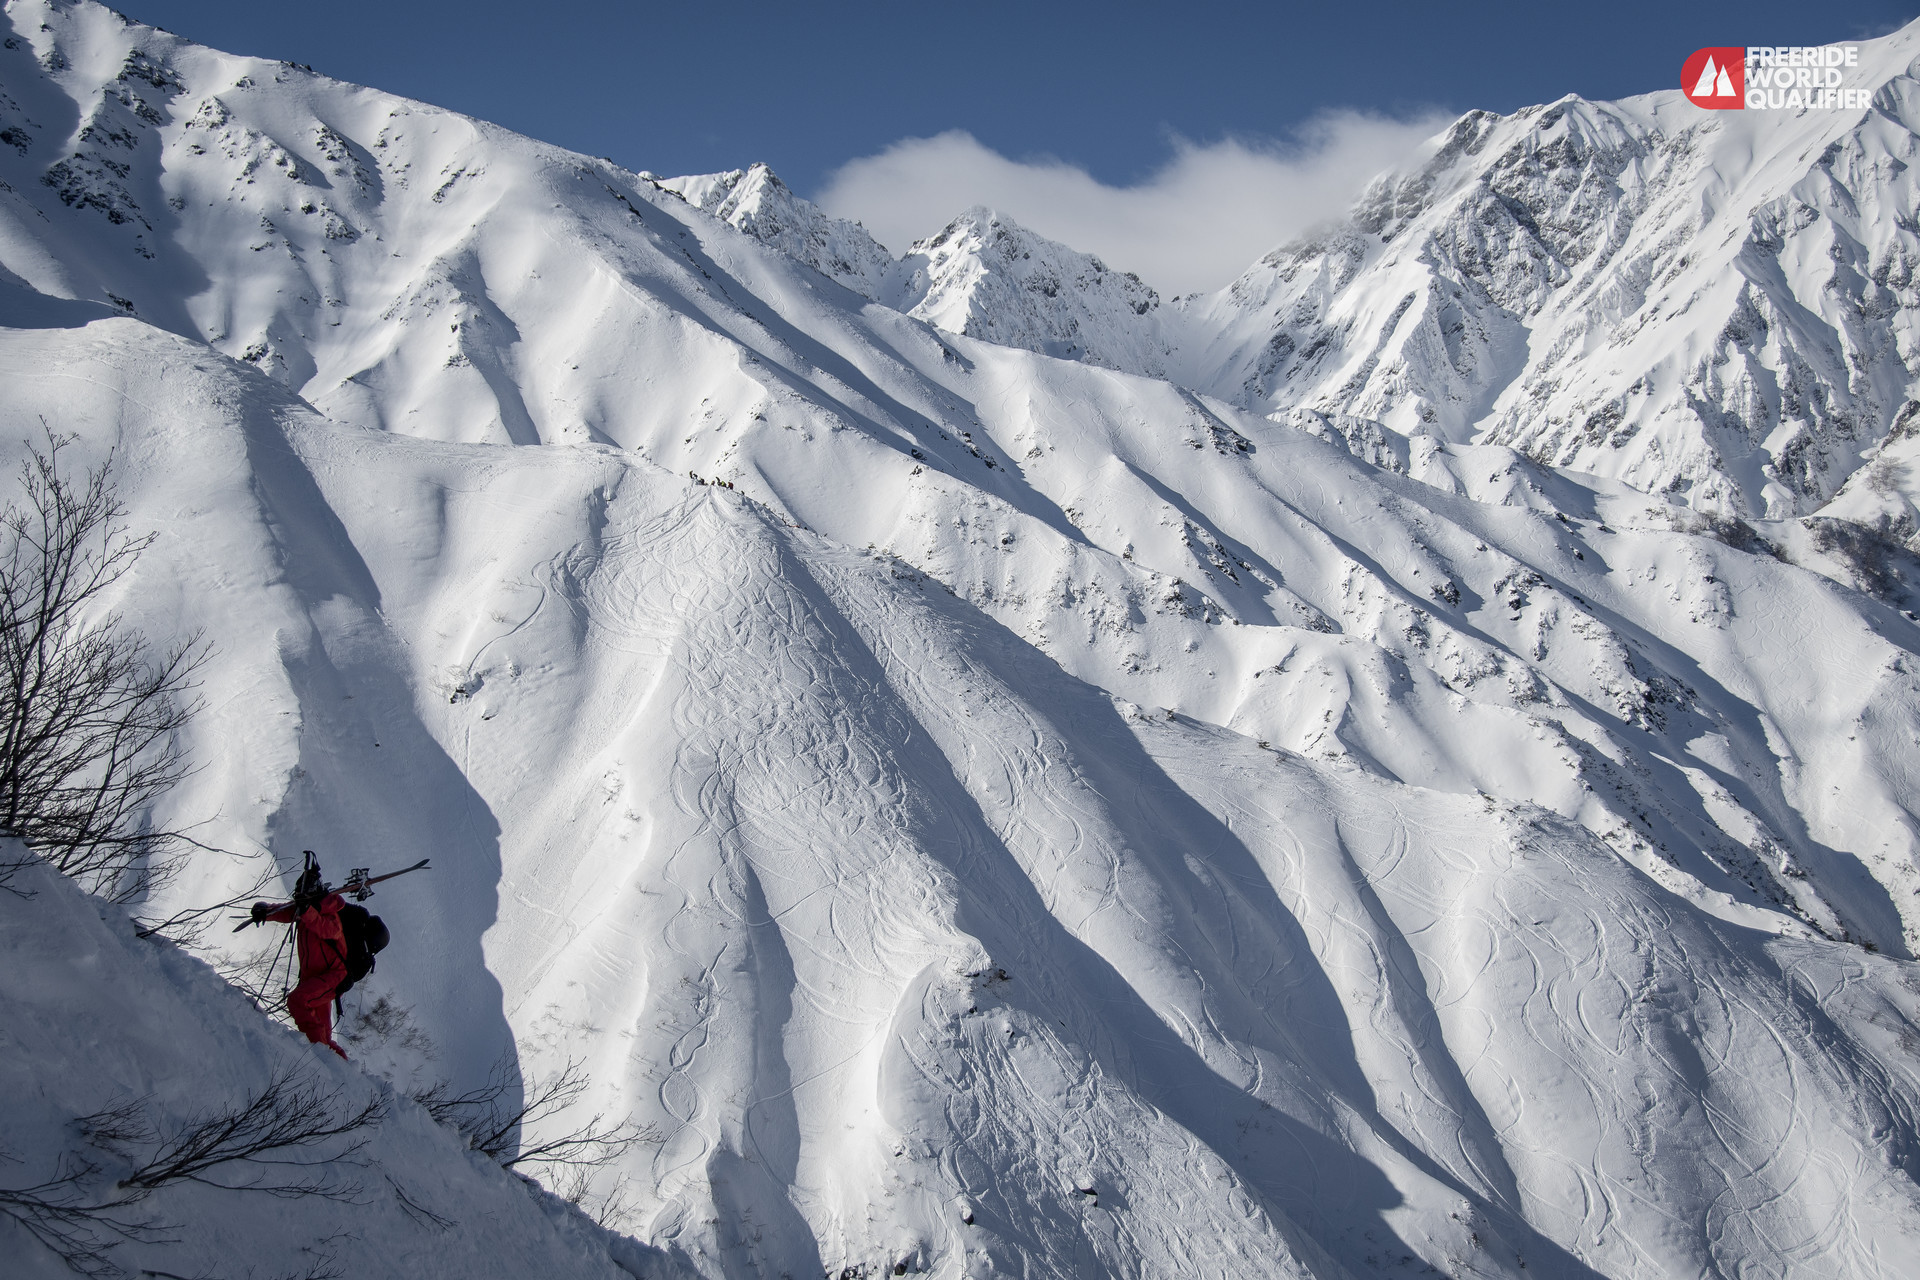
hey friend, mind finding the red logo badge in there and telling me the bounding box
[1682,47,1746,109]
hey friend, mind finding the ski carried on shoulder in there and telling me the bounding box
[342,858,430,900]
[231,857,431,929]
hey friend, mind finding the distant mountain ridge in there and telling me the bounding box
[656,163,897,299]
[660,165,1170,374]
[665,37,1920,541]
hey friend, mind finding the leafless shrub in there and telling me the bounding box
[339,995,436,1060]
[76,1098,154,1151]
[1,1069,384,1275]
[0,430,210,902]
[129,863,280,947]
[0,1151,170,1278]
[98,1068,386,1200]
[411,1055,656,1173]
[1653,505,1781,560]
[554,1164,639,1230]
[407,1070,506,1145]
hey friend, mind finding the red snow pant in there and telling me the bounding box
[263,893,349,1060]
[287,965,348,1059]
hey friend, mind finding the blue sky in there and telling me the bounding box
[119,0,1914,188]
[117,0,1920,290]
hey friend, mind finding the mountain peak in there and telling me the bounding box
[1170,35,1920,520]
[886,204,1167,373]
[657,162,895,298]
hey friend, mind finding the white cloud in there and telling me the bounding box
[813,113,1453,296]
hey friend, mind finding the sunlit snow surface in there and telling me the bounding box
[3,2,1920,1277]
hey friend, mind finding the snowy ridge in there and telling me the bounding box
[657,162,897,300]
[885,207,1170,375]
[1168,31,1920,528]
[654,173,1173,377]
[647,29,1920,538]
[3,2,1920,1277]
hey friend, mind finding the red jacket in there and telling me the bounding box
[264,892,348,980]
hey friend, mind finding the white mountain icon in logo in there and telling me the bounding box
[1692,56,1736,97]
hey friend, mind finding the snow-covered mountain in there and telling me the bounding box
[657,162,897,300]
[1168,62,1920,527]
[4,2,1920,1277]
[676,35,1920,539]
[659,169,1170,375]
[817,32,1920,535]
[883,207,1169,375]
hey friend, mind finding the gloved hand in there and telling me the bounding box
[250,901,271,924]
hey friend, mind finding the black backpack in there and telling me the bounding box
[333,902,390,1013]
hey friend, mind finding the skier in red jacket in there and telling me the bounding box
[251,854,351,1060]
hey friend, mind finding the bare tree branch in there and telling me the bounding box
[409,1055,658,1175]
[554,1164,639,1230]
[0,427,212,902]
[381,1173,453,1231]
[95,1068,386,1201]
[0,1148,173,1278]
[2,1071,385,1275]
[130,862,280,946]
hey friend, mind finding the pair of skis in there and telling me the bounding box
[340,857,431,902]
[231,857,430,931]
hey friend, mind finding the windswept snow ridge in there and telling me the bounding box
[658,162,897,301]
[884,207,1169,376]
[658,172,1170,375]
[3,2,1920,1278]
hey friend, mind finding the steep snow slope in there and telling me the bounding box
[5,2,1920,1276]
[882,207,1169,376]
[657,163,897,301]
[10,315,1920,1280]
[0,851,687,1280]
[1173,28,1920,525]
[656,170,1170,376]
